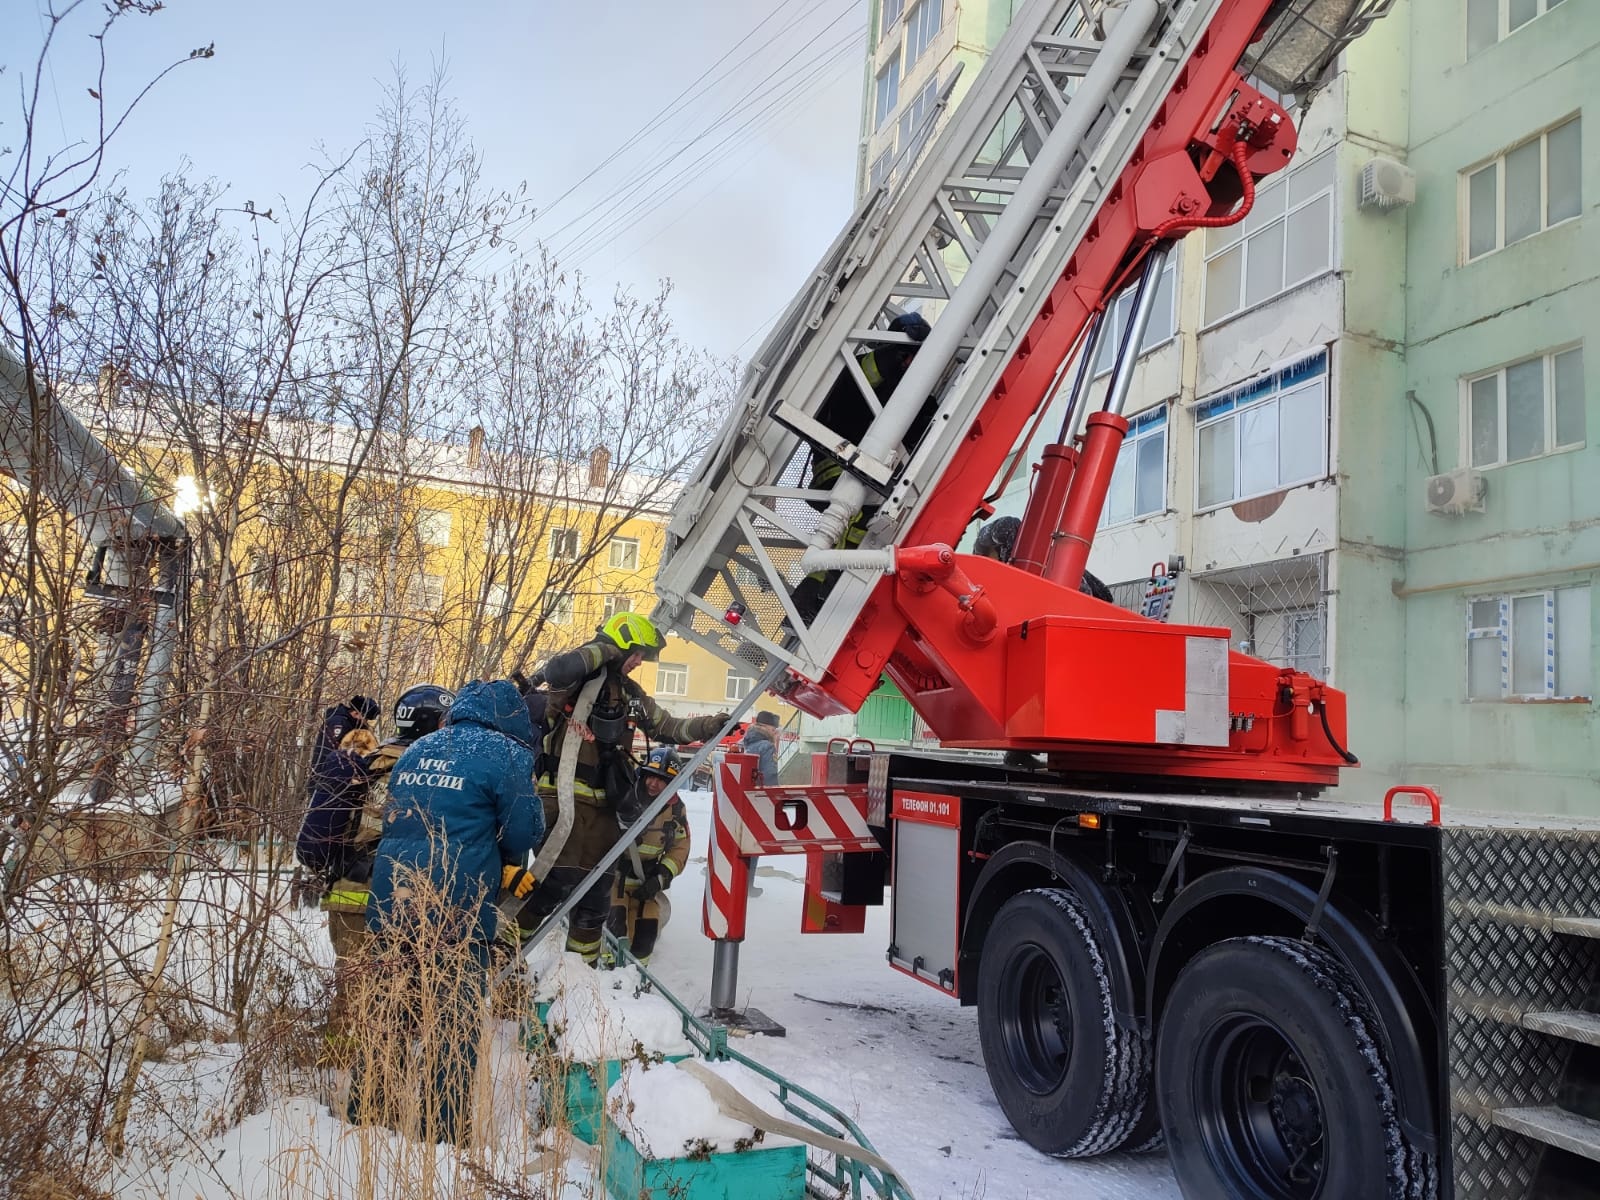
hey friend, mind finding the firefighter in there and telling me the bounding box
[971,513,1116,603]
[519,612,728,963]
[315,684,453,1045]
[606,747,691,965]
[794,311,936,621]
[360,678,543,1145]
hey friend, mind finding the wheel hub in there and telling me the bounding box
[1268,1066,1324,1174]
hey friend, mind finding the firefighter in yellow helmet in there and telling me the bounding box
[518,612,727,962]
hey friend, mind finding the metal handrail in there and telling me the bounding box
[601,930,917,1200]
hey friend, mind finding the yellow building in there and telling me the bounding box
[96,408,798,733]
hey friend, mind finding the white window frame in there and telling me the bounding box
[1461,344,1585,469]
[1203,148,1336,327]
[656,661,689,697]
[726,670,756,702]
[869,146,894,190]
[548,526,581,562]
[418,507,452,547]
[603,593,632,622]
[880,0,906,42]
[608,537,640,571]
[1100,407,1168,529]
[484,515,514,554]
[905,0,943,68]
[897,78,938,160]
[1094,261,1178,377]
[485,581,512,616]
[1194,351,1330,512]
[407,573,444,612]
[874,57,901,131]
[543,590,575,625]
[1466,0,1567,57]
[1466,585,1591,700]
[1461,116,1582,263]
[336,564,375,603]
[1284,607,1327,679]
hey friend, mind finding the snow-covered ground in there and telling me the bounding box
[34,784,1178,1199]
[644,787,1182,1200]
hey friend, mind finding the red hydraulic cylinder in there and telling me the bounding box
[1013,442,1078,576]
[1047,411,1128,590]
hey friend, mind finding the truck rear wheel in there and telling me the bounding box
[1156,936,1428,1199]
[976,888,1151,1157]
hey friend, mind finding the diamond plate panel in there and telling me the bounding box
[1443,826,1600,1200]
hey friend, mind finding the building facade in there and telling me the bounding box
[845,0,1596,814]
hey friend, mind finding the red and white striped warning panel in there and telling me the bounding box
[703,753,879,941]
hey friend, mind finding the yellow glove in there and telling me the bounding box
[501,864,537,899]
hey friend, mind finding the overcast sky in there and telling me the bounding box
[7,0,867,358]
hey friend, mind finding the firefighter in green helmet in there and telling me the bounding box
[518,612,728,962]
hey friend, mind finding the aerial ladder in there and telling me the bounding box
[654,0,1374,789]
[573,2,1600,1196]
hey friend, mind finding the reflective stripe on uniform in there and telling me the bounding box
[320,886,370,913]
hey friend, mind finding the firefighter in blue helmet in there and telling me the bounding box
[355,678,543,1145]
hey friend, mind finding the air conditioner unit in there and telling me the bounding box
[1425,467,1487,516]
[1359,156,1416,210]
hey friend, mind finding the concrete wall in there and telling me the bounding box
[1393,0,1600,813]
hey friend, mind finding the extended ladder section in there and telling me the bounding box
[652,0,1391,782]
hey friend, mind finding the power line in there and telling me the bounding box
[574,40,863,278]
[464,0,852,282]
[548,13,865,267]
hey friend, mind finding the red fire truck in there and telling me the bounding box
[633,3,1600,1197]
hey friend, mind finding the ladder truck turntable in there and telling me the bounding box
[637,3,1600,1197]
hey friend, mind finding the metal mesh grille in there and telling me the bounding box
[1442,826,1600,1200]
[1104,554,1327,677]
[1188,556,1327,677]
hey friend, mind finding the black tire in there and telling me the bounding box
[976,887,1152,1157]
[1156,935,1434,1200]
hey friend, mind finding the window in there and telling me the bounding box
[897,78,938,156]
[1196,351,1328,509]
[1204,150,1335,324]
[869,147,894,190]
[1463,117,1581,261]
[905,0,943,67]
[608,537,640,571]
[603,593,632,621]
[1467,585,1591,700]
[1101,407,1167,527]
[407,573,444,611]
[1467,0,1566,56]
[543,591,575,625]
[726,670,756,702]
[336,564,375,603]
[656,662,688,696]
[417,508,451,547]
[1284,609,1326,679]
[1095,262,1178,376]
[1464,345,1585,468]
[486,581,512,615]
[874,58,901,131]
[548,527,580,561]
[880,0,905,41]
[484,515,514,554]
[245,550,275,592]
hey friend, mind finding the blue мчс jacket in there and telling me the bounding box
[366,679,544,944]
